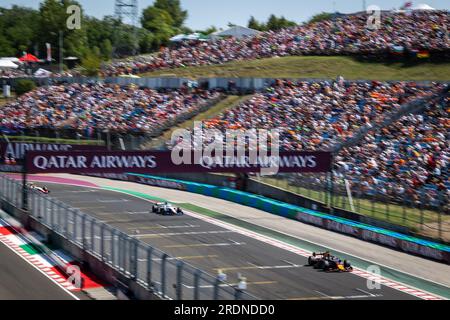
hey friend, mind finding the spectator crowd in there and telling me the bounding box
[0,83,220,136]
[101,10,449,76]
[336,92,449,206]
[167,79,448,205]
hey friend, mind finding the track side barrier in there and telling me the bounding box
[0,174,258,300]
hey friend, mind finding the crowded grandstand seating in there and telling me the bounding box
[0,69,30,78]
[336,93,449,205]
[0,83,220,135]
[167,79,447,203]
[101,11,449,76]
[169,79,445,150]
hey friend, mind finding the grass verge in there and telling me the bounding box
[142,56,450,81]
[3,135,105,146]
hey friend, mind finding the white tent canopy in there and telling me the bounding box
[34,68,52,77]
[1,57,21,63]
[170,34,187,42]
[210,26,261,40]
[0,59,18,69]
[413,4,435,10]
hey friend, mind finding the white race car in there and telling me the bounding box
[151,202,184,216]
[27,183,50,194]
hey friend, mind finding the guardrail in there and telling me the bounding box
[0,174,258,300]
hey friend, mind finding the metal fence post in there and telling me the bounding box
[193,269,201,300]
[121,236,127,273]
[385,197,390,222]
[147,247,153,290]
[64,206,69,238]
[73,211,78,243]
[420,190,425,230]
[110,229,116,267]
[21,169,28,211]
[176,261,184,300]
[81,213,87,249]
[161,254,168,298]
[57,201,62,233]
[100,224,105,261]
[50,198,55,228]
[234,288,243,300]
[130,239,138,280]
[90,218,95,253]
[213,278,220,300]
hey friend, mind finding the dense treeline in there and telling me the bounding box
[0,0,191,62]
[0,0,322,69]
[247,15,297,31]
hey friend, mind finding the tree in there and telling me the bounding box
[80,51,101,76]
[307,12,333,24]
[0,35,15,56]
[15,79,36,96]
[199,26,218,35]
[100,39,113,59]
[141,6,176,49]
[248,16,264,31]
[153,0,187,29]
[265,15,296,31]
[0,5,40,56]
[38,0,87,60]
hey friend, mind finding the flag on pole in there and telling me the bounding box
[392,45,405,55]
[401,1,413,10]
[46,43,52,62]
[417,50,430,59]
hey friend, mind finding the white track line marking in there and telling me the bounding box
[164,241,246,249]
[133,230,234,238]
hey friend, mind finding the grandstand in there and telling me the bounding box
[100,10,449,77]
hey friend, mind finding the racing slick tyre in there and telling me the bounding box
[315,260,324,269]
[344,260,352,270]
[308,257,313,266]
[322,260,330,271]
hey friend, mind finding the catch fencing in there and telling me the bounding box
[260,173,449,242]
[0,174,258,300]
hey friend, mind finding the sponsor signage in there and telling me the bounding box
[0,142,106,173]
[0,142,106,160]
[26,151,333,174]
[295,211,324,227]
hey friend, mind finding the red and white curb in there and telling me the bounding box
[0,222,78,291]
[183,209,446,300]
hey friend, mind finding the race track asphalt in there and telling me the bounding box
[44,183,418,300]
[0,241,80,300]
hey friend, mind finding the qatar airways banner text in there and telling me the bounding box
[26,151,332,174]
[0,142,106,160]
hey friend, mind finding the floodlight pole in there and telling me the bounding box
[59,30,64,74]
